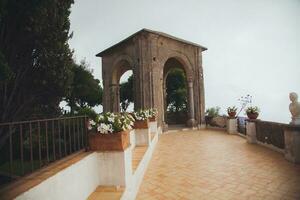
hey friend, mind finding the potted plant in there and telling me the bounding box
[133,109,150,129]
[227,106,237,118]
[88,112,135,151]
[246,106,260,120]
[148,108,158,122]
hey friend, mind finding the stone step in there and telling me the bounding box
[87,186,125,200]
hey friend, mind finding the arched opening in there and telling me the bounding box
[119,70,134,112]
[163,58,189,127]
[110,59,135,113]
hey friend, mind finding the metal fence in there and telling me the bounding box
[237,117,246,135]
[255,120,285,149]
[0,116,88,186]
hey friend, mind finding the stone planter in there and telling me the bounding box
[228,112,236,119]
[149,116,156,122]
[134,119,149,129]
[247,113,259,120]
[246,120,257,143]
[89,131,130,151]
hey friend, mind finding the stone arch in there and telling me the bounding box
[159,50,194,82]
[110,54,134,85]
[161,55,196,128]
[108,54,135,112]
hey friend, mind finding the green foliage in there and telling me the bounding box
[76,107,98,122]
[205,107,221,117]
[246,106,260,114]
[120,74,134,111]
[66,60,103,113]
[227,106,237,113]
[0,0,74,148]
[0,51,12,82]
[166,68,188,112]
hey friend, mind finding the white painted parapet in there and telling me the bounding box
[246,120,257,143]
[135,128,151,146]
[15,153,101,200]
[129,130,136,149]
[284,125,300,164]
[98,147,132,187]
[227,118,237,134]
[149,121,157,134]
[121,131,159,200]
[13,128,159,200]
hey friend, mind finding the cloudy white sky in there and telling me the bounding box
[69,0,300,123]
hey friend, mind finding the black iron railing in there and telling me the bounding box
[237,117,247,135]
[0,116,88,186]
[255,120,285,149]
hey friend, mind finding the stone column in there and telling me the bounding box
[284,125,300,164]
[246,120,257,143]
[187,81,196,127]
[162,83,168,131]
[227,118,238,134]
[110,84,120,113]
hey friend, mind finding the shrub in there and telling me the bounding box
[205,107,221,117]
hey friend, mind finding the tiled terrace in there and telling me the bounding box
[136,129,300,200]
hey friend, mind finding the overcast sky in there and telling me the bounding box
[69,0,300,123]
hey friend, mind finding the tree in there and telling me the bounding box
[0,0,74,147]
[120,74,134,112]
[166,68,188,112]
[66,60,103,113]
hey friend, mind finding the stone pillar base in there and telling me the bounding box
[246,121,257,143]
[162,122,168,132]
[291,117,300,125]
[227,118,237,134]
[98,147,132,186]
[187,118,196,127]
[284,125,300,164]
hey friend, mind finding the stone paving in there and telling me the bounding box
[136,129,300,200]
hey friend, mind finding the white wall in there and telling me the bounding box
[16,153,100,200]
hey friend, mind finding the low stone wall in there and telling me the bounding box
[255,120,285,149]
[245,119,300,164]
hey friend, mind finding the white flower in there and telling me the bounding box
[107,117,113,123]
[89,120,96,126]
[98,123,112,134]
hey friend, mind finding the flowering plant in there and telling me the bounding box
[227,106,237,113]
[88,112,135,134]
[88,119,97,131]
[133,109,151,121]
[245,106,260,114]
[148,108,158,118]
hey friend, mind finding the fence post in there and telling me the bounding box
[227,118,237,134]
[246,119,257,143]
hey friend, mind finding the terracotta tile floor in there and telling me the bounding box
[132,146,148,172]
[136,129,300,200]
